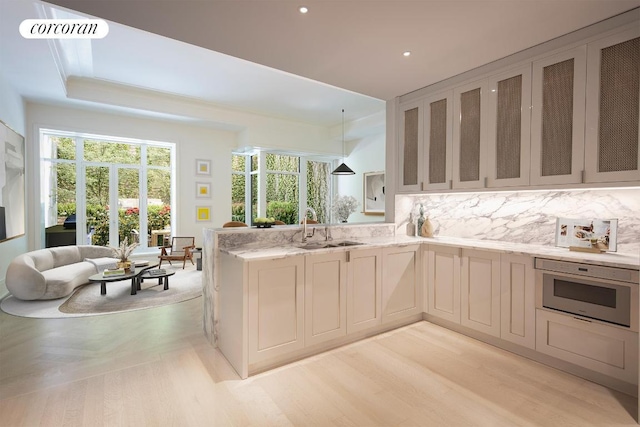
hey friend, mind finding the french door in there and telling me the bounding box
[81,163,145,249]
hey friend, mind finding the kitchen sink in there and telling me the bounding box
[297,241,363,250]
[298,242,333,250]
[327,241,363,247]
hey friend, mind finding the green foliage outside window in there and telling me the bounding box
[49,136,172,246]
[232,153,330,225]
[57,203,171,246]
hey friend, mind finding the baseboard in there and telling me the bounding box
[248,314,423,377]
[423,313,638,398]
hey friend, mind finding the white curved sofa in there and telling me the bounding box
[6,245,116,300]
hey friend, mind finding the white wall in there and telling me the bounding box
[337,131,386,223]
[0,76,27,298]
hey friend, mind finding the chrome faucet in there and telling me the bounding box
[302,207,317,243]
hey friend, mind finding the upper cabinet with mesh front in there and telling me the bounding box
[395,13,640,193]
[584,28,640,184]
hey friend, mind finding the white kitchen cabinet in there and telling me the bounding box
[423,90,454,191]
[584,27,640,184]
[530,46,587,185]
[347,248,382,334]
[304,251,347,346]
[398,99,424,193]
[248,256,305,364]
[500,254,535,349]
[427,245,461,324]
[382,244,422,323]
[460,249,501,337]
[486,65,532,188]
[536,309,638,385]
[453,79,489,189]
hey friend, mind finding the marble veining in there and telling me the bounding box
[396,188,640,254]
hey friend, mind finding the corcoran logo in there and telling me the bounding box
[19,19,109,39]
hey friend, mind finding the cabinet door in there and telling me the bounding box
[585,27,640,183]
[453,79,489,189]
[398,100,424,193]
[536,309,638,384]
[305,252,347,346]
[486,65,532,188]
[531,46,587,185]
[382,244,422,323]
[461,249,501,337]
[248,256,305,364]
[347,248,382,334]
[500,254,535,349]
[427,245,461,324]
[423,90,454,191]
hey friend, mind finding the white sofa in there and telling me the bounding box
[6,245,116,300]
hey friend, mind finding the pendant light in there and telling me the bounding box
[332,109,355,175]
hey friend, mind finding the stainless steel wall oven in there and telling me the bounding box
[535,258,639,329]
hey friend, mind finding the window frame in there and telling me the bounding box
[40,129,175,252]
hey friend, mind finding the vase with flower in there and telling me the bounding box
[110,237,139,273]
[332,195,359,223]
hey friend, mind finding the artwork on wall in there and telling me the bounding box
[196,182,211,198]
[196,159,211,176]
[363,171,385,215]
[196,206,211,222]
[0,120,25,242]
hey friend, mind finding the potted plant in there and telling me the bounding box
[332,195,359,223]
[110,237,139,272]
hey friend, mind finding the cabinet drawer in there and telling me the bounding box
[536,309,638,384]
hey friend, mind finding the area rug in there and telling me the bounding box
[0,265,202,319]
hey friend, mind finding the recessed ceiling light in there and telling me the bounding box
[403,51,411,57]
[299,6,309,14]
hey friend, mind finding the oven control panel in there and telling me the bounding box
[535,258,639,284]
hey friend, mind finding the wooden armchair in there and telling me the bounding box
[158,237,195,269]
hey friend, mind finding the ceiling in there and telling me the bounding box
[2,0,639,130]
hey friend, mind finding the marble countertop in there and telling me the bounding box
[220,234,639,270]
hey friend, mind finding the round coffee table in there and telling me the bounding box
[138,269,176,291]
[88,264,159,295]
[88,270,139,296]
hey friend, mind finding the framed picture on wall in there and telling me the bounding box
[363,171,385,215]
[195,159,211,176]
[0,120,26,242]
[196,182,211,198]
[196,206,211,222]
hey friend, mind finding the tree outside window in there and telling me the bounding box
[232,152,331,225]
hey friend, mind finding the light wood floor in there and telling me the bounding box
[0,298,637,426]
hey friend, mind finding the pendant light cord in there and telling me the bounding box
[342,108,345,161]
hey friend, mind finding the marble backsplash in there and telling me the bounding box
[395,188,640,254]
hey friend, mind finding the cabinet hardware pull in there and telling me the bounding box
[573,316,592,323]
[581,170,585,183]
[346,251,350,263]
[420,182,424,191]
[484,177,488,188]
[449,180,452,189]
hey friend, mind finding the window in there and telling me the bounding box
[41,130,174,251]
[232,152,332,224]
